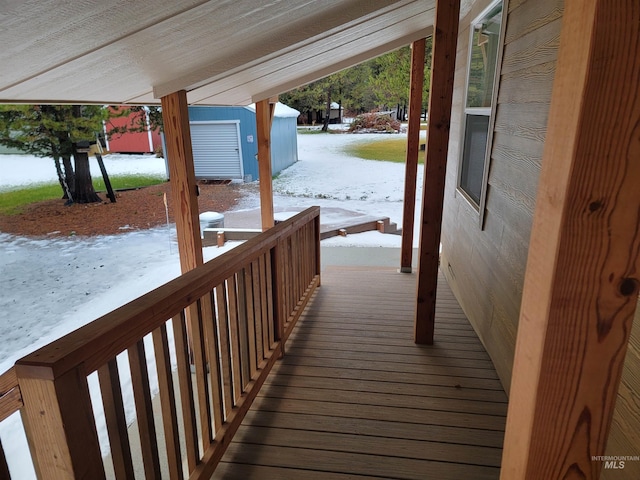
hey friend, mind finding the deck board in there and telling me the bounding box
[213,267,506,479]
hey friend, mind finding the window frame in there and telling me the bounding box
[456,0,508,228]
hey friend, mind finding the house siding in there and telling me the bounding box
[441,1,640,475]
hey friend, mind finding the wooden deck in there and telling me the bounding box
[213,266,508,479]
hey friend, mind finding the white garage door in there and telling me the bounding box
[190,121,243,179]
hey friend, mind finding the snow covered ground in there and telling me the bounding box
[0,128,425,477]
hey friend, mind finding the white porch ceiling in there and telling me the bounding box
[0,0,474,106]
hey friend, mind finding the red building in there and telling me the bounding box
[104,107,162,154]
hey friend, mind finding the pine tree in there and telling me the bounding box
[0,104,108,203]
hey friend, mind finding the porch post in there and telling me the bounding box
[414,0,459,344]
[257,97,277,231]
[400,37,426,273]
[161,90,203,272]
[500,1,640,478]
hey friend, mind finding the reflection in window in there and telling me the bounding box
[458,0,503,210]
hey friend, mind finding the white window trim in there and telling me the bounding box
[456,0,509,229]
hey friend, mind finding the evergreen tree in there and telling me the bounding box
[280,41,432,123]
[0,104,108,203]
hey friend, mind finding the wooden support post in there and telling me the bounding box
[500,2,640,478]
[414,0,459,344]
[257,98,276,231]
[161,90,203,272]
[17,364,105,479]
[401,37,426,273]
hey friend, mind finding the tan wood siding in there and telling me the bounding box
[442,0,640,474]
[442,0,564,393]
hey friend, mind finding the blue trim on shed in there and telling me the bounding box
[188,105,298,182]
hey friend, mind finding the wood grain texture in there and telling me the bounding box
[501,0,640,478]
[127,340,161,479]
[217,266,506,479]
[17,366,104,479]
[504,0,563,44]
[160,90,203,273]
[256,99,274,231]
[151,324,183,480]
[500,17,561,75]
[0,368,21,423]
[97,360,135,480]
[171,311,199,472]
[401,37,426,272]
[415,0,460,344]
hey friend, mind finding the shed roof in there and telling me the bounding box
[0,0,473,106]
[245,102,300,118]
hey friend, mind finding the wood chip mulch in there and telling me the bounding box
[0,182,245,237]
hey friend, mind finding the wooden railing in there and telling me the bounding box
[1,206,320,479]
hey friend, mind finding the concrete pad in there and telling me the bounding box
[321,246,419,270]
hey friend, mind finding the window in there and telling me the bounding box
[458,0,504,212]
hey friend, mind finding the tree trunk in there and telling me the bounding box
[73,148,101,203]
[321,87,332,132]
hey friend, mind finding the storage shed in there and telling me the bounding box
[105,107,162,154]
[188,102,299,182]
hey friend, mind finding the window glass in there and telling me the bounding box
[466,5,502,108]
[458,0,503,210]
[460,115,490,204]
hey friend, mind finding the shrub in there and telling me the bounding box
[348,112,401,133]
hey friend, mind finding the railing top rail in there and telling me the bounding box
[0,367,22,422]
[15,207,320,380]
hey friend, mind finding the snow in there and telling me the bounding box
[0,153,167,192]
[245,101,300,118]
[0,127,427,477]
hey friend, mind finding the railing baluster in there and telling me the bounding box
[5,207,321,480]
[201,293,223,432]
[315,212,321,284]
[285,238,293,322]
[151,323,183,480]
[235,272,251,389]
[251,259,264,363]
[215,282,234,418]
[97,359,135,480]
[265,252,276,348]
[295,229,302,300]
[189,300,213,449]
[171,311,199,472]
[259,254,271,353]
[226,275,244,401]
[127,340,161,479]
[243,266,258,377]
[271,242,285,345]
